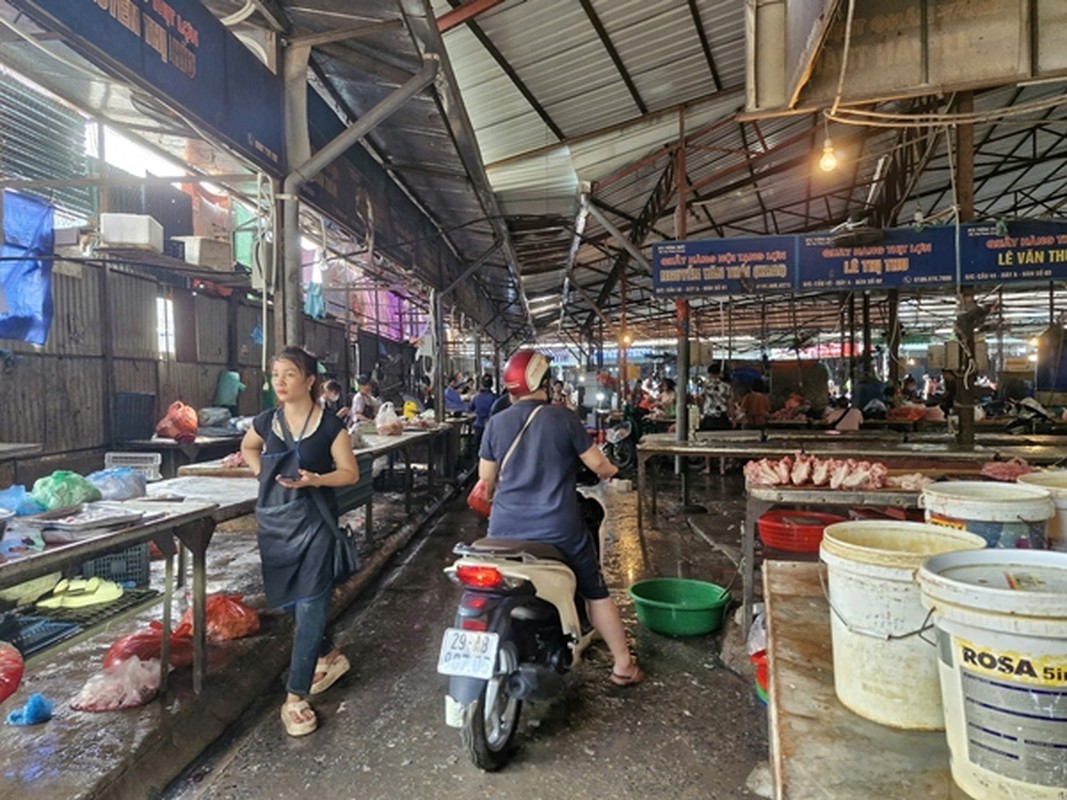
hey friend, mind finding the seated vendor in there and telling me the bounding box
[824,396,864,431]
[349,376,379,423]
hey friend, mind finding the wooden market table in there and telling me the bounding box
[176,426,457,515]
[0,442,41,484]
[764,561,963,799]
[0,442,42,460]
[638,431,1067,637]
[117,434,245,478]
[637,431,1067,537]
[0,500,218,693]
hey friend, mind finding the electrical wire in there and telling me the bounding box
[830,0,857,117]
[828,93,1067,129]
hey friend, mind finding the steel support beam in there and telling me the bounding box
[437,0,506,33]
[584,199,652,272]
[281,57,440,345]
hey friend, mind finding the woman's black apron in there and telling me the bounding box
[254,410,335,609]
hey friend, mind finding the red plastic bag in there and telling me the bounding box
[104,621,193,670]
[179,593,260,642]
[0,642,24,705]
[155,401,199,439]
[466,479,492,518]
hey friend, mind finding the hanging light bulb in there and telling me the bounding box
[819,140,838,172]
[819,114,837,172]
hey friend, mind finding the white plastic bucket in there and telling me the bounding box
[819,521,987,730]
[922,481,1054,549]
[919,549,1067,799]
[1017,471,1067,552]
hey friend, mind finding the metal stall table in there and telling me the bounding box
[0,501,218,693]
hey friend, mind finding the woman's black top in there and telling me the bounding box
[252,408,345,516]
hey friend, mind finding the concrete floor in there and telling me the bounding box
[160,474,769,800]
[0,469,770,800]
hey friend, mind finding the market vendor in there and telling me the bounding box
[349,376,380,423]
[444,373,468,413]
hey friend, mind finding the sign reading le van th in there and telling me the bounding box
[653,221,1067,297]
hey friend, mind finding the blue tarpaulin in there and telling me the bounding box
[1,191,54,346]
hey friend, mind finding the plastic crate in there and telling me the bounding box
[80,542,151,587]
[105,452,162,481]
[12,617,82,657]
[114,392,156,439]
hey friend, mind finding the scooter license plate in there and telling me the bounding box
[436,628,499,680]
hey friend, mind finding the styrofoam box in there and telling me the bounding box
[99,213,164,254]
[171,235,233,271]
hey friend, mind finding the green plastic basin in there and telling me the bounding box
[628,578,731,637]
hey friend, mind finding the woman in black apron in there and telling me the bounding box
[241,346,360,736]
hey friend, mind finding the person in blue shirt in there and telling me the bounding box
[479,350,644,687]
[469,374,497,447]
[443,372,467,413]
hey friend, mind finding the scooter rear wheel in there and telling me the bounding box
[613,437,637,471]
[461,642,522,771]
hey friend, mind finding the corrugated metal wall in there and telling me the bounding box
[0,260,279,484]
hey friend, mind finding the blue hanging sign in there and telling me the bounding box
[960,220,1067,285]
[652,237,797,297]
[10,0,284,175]
[797,226,958,291]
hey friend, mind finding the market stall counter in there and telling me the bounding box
[0,442,41,485]
[636,432,1067,537]
[764,561,960,798]
[742,484,920,638]
[0,500,218,694]
[117,434,245,479]
[175,426,456,515]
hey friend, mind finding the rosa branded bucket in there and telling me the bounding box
[819,521,987,730]
[918,550,1067,799]
[921,481,1054,549]
[1017,470,1067,551]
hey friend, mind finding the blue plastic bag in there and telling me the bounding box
[86,468,147,501]
[0,485,45,516]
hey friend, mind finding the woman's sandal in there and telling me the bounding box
[610,660,645,687]
[280,699,317,737]
[310,653,351,695]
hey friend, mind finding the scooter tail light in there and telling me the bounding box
[456,564,504,589]
[460,619,488,632]
[462,595,490,610]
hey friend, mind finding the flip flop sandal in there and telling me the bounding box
[310,654,351,695]
[610,661,645,687]
[281,699,317,737]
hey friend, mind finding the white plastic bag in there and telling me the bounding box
[71,656,161,712]
[375,402,403,436]
[746,606,767,655]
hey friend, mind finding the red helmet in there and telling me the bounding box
[503,350,550,395]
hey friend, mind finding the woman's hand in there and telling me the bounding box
[275,469,321,489]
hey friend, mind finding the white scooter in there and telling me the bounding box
[437,482,606,770]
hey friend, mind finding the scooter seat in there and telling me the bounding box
[468,537,567,562]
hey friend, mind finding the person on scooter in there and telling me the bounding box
[479,350,645,687]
